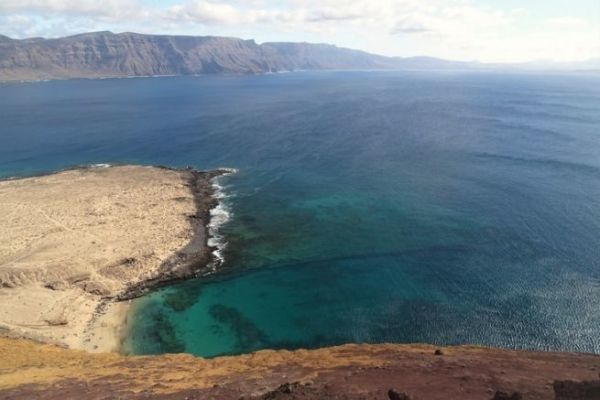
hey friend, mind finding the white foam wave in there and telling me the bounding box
[219,167,239,175]
[212,182,230,199]
[206,169,238,269]
[90,163,111,168]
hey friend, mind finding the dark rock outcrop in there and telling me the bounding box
[491,391,522,400]
[388,389,411,400]
[554,380,600,400]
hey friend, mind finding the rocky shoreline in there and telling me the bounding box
[115,167,229,301]
[83,167,232,353]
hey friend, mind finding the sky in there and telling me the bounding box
[0,0,599,63]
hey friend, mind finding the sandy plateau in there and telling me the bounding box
[0,165,213,352]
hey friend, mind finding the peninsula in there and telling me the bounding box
[0,165,222,352]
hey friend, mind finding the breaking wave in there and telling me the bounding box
[207,168,238,269]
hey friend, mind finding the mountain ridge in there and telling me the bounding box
[0,31,597,81]
[0,31,466,81]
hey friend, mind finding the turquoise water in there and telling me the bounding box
[1,71,599,356]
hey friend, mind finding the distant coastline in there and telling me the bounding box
[2,31,598,83]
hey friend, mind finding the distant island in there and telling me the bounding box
[2,31,598,82]
[0,31,455,81]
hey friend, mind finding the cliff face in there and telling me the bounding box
[0,31,402,81]
[1,31,597,81]
[0,337,598,399]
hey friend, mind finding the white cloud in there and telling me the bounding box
[0,0,142,18]
[0,15,38,38]
[166,1,268,25]
[0,0,598,62]
[543,17,591,30]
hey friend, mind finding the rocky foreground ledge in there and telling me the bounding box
[0,337,598,399]
[0,165,224,352]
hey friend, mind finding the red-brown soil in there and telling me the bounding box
[0,337,598,399]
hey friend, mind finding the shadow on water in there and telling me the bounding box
[206,304,350,357]
[135,306,186,354]
[163,286,203,313]
[208,304,269,352]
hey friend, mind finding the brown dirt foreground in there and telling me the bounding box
[0,337,598,399]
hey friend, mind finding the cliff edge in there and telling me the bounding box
[0,337,598,399]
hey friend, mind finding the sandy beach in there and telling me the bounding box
[0,165,219,352]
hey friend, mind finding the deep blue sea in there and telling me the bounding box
[1,71,599,357]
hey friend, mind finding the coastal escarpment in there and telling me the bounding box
[0,31,470,82]
[0,165,225,351]
[0,32,390,81]
[0,337,598,399]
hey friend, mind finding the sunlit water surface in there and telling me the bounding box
[1,71,599,356]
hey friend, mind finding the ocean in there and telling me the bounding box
[1,71,599,357]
